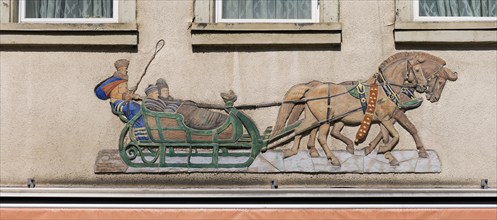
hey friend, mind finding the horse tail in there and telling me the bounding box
[271,81,322,137]
[271,102,296,137]
[287,103,305,125]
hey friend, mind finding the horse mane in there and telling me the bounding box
[379,52,446,72]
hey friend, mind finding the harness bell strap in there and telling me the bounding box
[355,83,378,145]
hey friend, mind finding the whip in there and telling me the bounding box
[131,39,165,94]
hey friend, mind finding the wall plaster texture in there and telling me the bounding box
[0,0,496,188]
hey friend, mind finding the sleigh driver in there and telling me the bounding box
[94,59,150,140]
[96,59,229,138]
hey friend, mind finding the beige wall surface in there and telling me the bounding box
[1,0,496,188]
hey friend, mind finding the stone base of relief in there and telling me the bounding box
[95,149,441,174]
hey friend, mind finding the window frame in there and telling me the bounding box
[1,0,138,47]
[413,0,497,22]
[191,0,341,47]
[18,0,119,23]
[393,0,497,45]
[215,0,320,23]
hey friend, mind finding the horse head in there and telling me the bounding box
[379,52,428,94]
[406,57,428,93]
[408,53,458,103]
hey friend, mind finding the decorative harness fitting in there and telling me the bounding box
[357,82,368,114]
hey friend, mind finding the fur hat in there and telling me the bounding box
[114,59,130,70]
[145,84,159,96]
[156,78,169,90]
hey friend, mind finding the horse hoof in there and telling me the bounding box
[389,160,400,166]
[346,145,354,155]
[283,150,297,158]
[309,149,320,158]
[328,158,341,166]
[418,151,428,158]
[384,152,400,166]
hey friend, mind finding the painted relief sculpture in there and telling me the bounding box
[94,59,146,139]
[95,52,458,173]
[96,59,266,169]
[269,52,458,166]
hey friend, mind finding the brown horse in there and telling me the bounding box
[270,53,427,166]
[270,52,455,166]
[363,53,458,158]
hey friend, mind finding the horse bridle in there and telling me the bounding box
[384,60,421,89]
[425,64,446,96]
[427,64,446,81]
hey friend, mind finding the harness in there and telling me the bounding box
[326,83,332,121]
[354,70,419,144]
[357,82,368,114]
[376,70,419,109]
[376,71,401,106]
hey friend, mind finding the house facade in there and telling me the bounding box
[0,0,496,189]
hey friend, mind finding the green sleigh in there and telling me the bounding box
[113,97,272,169]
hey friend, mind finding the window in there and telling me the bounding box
[414,0,497,21]
[394,0,497,45]
[191,0,340,47]
[215,0,319,23]
[1,0,137,47]
[19,0,118,23]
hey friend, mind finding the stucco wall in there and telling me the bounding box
[1,0,496,188]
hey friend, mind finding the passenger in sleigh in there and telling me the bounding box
[148,78,228,130]
[143,84,177,113]
[95,59,149,141]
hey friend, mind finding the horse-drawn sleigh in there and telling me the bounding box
[114,94,271,169]
[98,51,458,170]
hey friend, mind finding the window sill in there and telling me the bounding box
[0,23,138,46]
[190,23,341,46]
[394,21,497,44]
